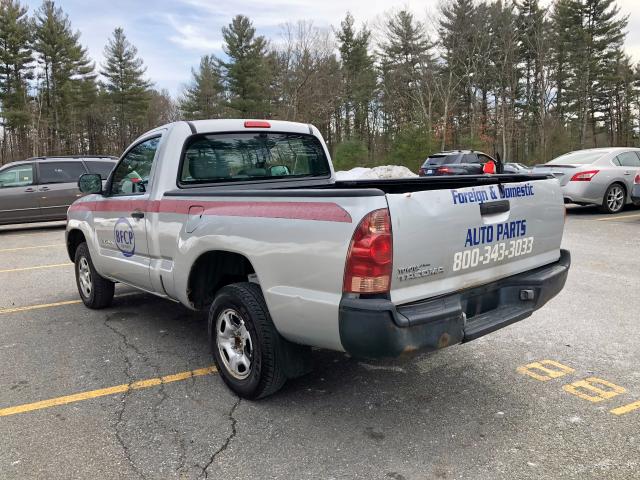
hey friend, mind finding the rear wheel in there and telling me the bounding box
[74,242,114,309]
[600,183,626,214]
[209,282,289,399]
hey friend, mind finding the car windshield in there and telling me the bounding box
[422,154,459,167]
[548,150,611,165]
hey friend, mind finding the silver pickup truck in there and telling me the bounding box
[66,119,570,399]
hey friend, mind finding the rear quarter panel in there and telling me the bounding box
[161,195,387,351]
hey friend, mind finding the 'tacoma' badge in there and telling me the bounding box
[114,218,135,257]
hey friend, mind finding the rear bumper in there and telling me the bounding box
[561,182,603,205]
[338,249,571,358]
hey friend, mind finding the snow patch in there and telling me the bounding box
[335,165,418,180]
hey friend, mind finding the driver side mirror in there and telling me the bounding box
[78,173,102,194]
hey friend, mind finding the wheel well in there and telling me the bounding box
[187,251,256,310]
[67,229,86,262]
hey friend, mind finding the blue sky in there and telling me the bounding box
[22,0,640,98]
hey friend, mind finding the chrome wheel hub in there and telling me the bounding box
[216,308,253,380]
[607,186,624,212]
[78,257,92,298]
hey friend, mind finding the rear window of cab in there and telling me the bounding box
[179,132,331,186]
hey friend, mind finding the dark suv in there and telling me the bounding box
[0,156,117,225]
[418,150,499,176]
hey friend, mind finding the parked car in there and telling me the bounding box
[632,172,640,205]
[504,162,532,174]
[66,119,570,399]
[0,156,117,225]
[532,148,640,214]
[418,150,500,176]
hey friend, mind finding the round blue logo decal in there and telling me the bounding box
[114,218,135,257]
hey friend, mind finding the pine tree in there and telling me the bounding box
[32,0,96,154]
[380,10,432,133]
[219,15,270,117]
[439,0,478,141]
[100,27,151,150]
[0,0,33,161]
[336,13,376,145]
[179,55,224,120]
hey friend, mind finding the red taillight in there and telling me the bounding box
[634,174,640,184]
[570,170,599,181]
[343,209,393,294]
[244,120,271,128]
[437,166,452,174]
[419,168,426,176]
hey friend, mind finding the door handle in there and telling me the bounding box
[624,171,632,175]
[480,200,510,215]
[131,211,145,219]
[39,186,50,191]
[24,187,35,192]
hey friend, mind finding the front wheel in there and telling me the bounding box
[74,242,114,309]
[209,283,288,399]
[600,183,626,214]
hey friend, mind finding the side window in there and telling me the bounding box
[110,137,160,196]
[616,152,640,167]
[462,154,480,164]
[612,157,621,166]
[478,154,494,164]
[86,161,116,179]
[0,164,34,188]
[39,161,87,184]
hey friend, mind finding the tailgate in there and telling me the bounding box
[387,178,565,305]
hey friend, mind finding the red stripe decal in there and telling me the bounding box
[69,199,351,223]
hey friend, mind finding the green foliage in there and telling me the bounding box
[389,126,434,169]
[0,0,33,138]
[179,55,225,120]
[336,13,376,140]
[32,0,97,153]
[220,15,270,117]
[101,27,151,149]
[333,140,369,170]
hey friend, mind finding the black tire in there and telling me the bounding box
[74,242,114,309]
[209,282,288,399]
[600,183,626,214]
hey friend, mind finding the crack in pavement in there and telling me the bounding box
[199,397,241,479]
[104,312,153,480]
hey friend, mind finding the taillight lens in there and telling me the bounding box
[570,170,599,181]
[437,166,452,174]
[634,174,640,184]
[343,209,393,294]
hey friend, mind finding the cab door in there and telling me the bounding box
[92,136,161,291]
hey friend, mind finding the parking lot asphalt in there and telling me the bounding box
[0,208,639,480]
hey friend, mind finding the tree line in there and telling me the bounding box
[0,0,637,170]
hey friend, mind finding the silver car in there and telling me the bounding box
[533,148,640,214]
[0,156,117,225]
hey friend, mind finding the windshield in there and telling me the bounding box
[547,150,610,165]
[180,132,331,185]
[422,154,460,167]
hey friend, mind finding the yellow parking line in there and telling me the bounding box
[0,263,71,274]
[610,400,640,416]
[0,366,217,417]
[0,244,64,253]
[0,292,139,315]
[597,213,640,222]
